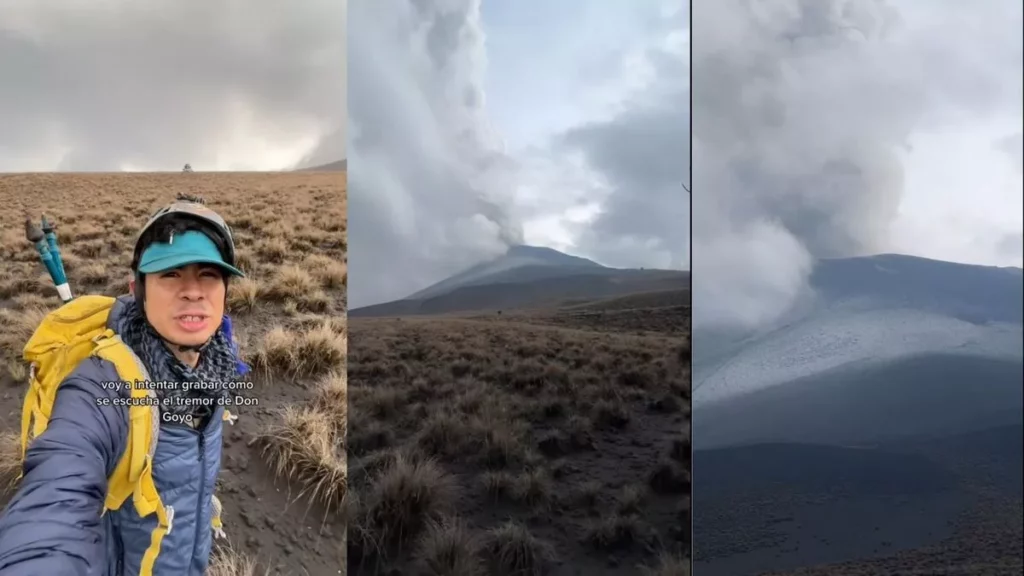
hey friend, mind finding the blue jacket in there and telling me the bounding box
[0,296,225,575]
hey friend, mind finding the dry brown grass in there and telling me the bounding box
[267,264,318,300]
[303,254,348,289]
[412,516,485,576]
[252,321,346,378]
[313,371,348,419]
[257,405,346,510]
[227,277,263,314]
[0,306,49,362]
[0,432,22,493]
[348,312,691,573]
[484,520,558,576]
[207,547,272,576]
[348,453,460,566]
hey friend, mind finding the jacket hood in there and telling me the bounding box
[107,293,137,334]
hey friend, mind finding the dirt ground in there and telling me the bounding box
[759,497,1023,576]
[757,435,1024,576]
[0,172,347,575]
[346,299,691,576]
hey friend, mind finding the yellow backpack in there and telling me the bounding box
[18,295,228,571]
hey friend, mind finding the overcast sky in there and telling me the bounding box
[348,0,688,308]
[692,0,1024,330]
[0,0,345,171]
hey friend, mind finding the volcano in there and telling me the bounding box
[691,254,1023,576]
[349,244,688,317]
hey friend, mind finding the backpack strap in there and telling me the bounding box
[93,332,156,509]
[92,334,175,573]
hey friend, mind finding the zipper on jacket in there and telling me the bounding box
[191,429,206,567]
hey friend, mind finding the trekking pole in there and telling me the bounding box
[24,215,73,303]
[40,215,67,283]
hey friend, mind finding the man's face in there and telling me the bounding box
[141,263,226,346]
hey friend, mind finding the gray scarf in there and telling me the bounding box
[117,298,239,425]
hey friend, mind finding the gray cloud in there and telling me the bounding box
[348,0,689,308]
[996,233,1023,262]
[0,0,345,171]
[559,34,690,270]
[692,0,1022,330]
[348,0,524,308]
[994,132,1023,173]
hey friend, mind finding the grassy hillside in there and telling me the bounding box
[347,299,691,575]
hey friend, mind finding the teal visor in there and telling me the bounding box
[138,230,245,277]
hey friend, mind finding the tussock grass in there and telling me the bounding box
[256,237,289,263]
[412,517,485,576]
[347,418,396,457]
[207,547,272,576]
[226,277,263,313]
[616,483,648,515]
[72,240,106,259]
[0,431,22,494]
[6,359,26,383]
[313,370,347,421]
[483,520,557,576]
[0,306,50,360]
[234,249,257,273]
[252,327,295,373]
[348,313,691,572]
[11,293,49,311]
[74,262,108,285]
[583,513,656,551]
[592,399,632,430]
[258,406,346,510]
[253,322,346,378]
[480,471,516,500]
[267,264,318,300]
[353,455,458,558]
[303,254,348,289]
[511,468,553,508]
[296,289,332,313]
[294,322,347,375]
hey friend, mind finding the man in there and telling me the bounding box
[0,195,246,575]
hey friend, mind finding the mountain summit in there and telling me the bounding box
[504,244,605,267]
[407,244,604,301]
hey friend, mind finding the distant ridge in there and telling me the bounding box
[298,159,347,171]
